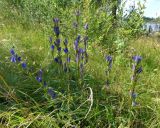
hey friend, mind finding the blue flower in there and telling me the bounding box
[54,39,61,47]
[54,57,59,63]
[17,56,21,62]
[10,55,16,63]
[74,35,81,50]
[106,56,112,62]
[54,26,60,36]
[78,48,84,54]
[130,91,137,99]
[51,45,54,50]
[106,56,112,69]
[53,18,59,23]
[48,88,56,99]
[10,48,15,55]
[22,62,27,69]
[36,76,42,83]
[64,48,68,53]
[132,56,142,64]
[39,69,43,76]
[57,47,61,52]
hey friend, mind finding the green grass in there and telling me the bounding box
[0,1,160,128]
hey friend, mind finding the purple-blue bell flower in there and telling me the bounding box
[106,56,112,69]
[54,26,60,36]
[10,55,16,63]
[130,91,137,99]
[54,57,59,63]
[10,48,15,55]
[57,47,61,52]
[106,56,112,62]
[132,56,142,64]
[22,62,27,69]
[51,45,54,50]
[36,76,42,83]
[17,56,21,62]
[53,18,59,23]
[54,39,61,46]
[78,48,84,54]
[64,48,68,53]
[48,89,56,99]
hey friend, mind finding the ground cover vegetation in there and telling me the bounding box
[0,0,160,127]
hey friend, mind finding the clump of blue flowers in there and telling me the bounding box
[9,47,27,70]
[130,55,143,106]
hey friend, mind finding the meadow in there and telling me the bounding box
[0,0,160,128]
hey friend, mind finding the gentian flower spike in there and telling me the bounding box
[106,56,112,62]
